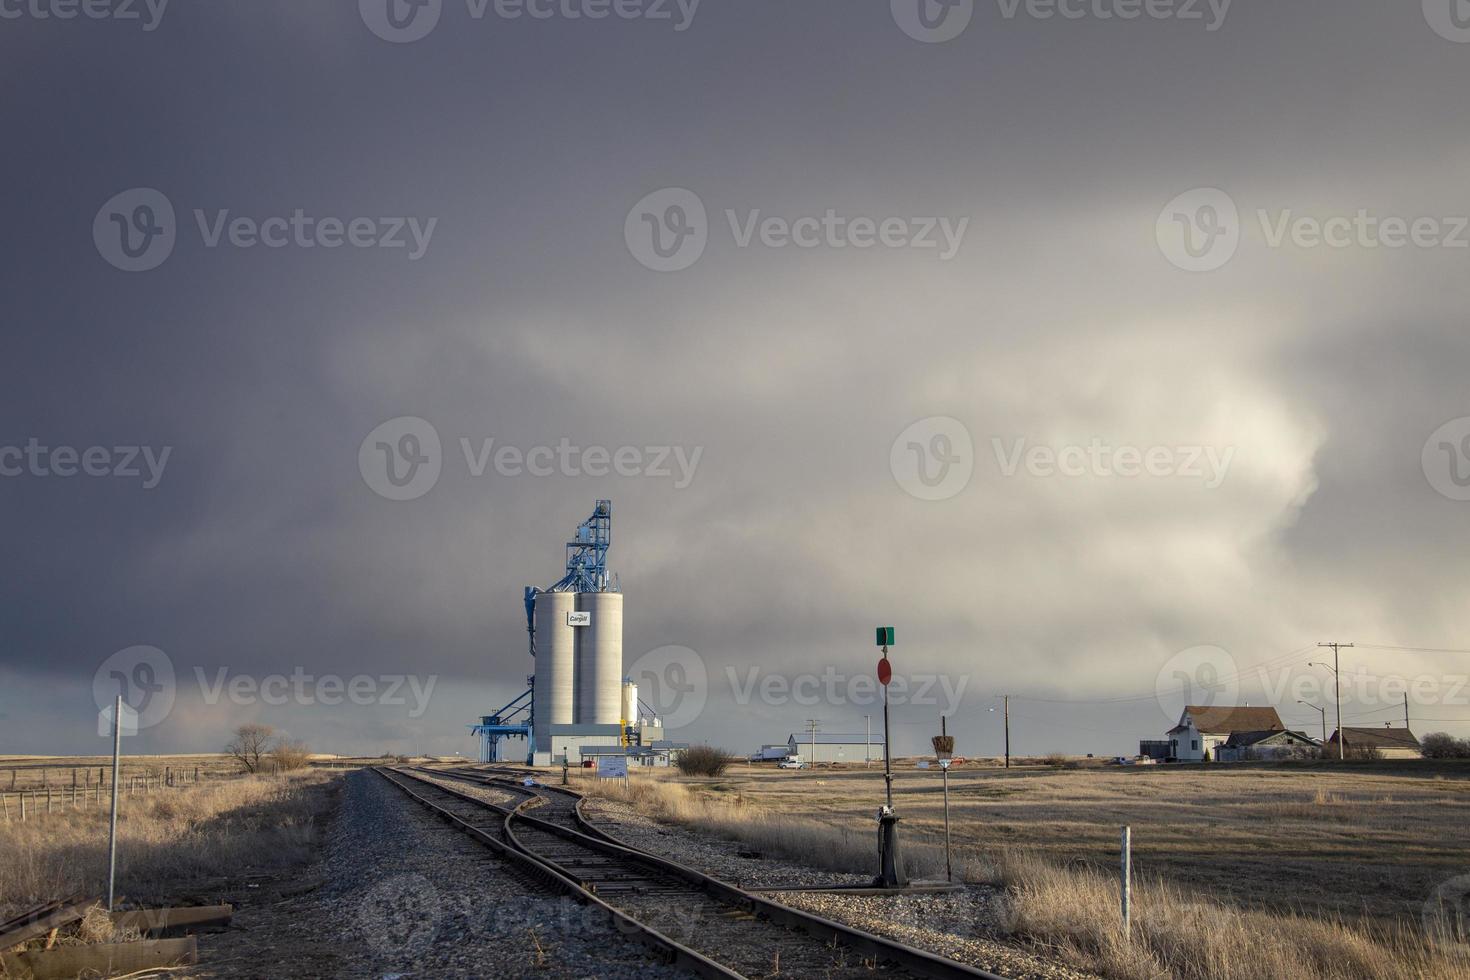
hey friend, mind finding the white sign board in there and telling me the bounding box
[597,756,629,779]
[97,702,139,738]
[567,611,591,627]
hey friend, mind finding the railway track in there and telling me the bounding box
[375,765,1011,980]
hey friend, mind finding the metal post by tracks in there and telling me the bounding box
[108,696,122,911]
[1120,825,1131,938]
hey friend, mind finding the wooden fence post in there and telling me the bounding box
[1121,825,1132,938]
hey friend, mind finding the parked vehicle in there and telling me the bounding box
[778,757,807,770]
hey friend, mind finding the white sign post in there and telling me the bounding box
[103,697,137,910]
[596,756,628,779]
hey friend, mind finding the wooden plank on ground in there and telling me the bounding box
[112,904,233,935]
[0,899,92,951]
[0,936,197,979]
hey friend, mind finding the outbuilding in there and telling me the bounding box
[1326,727,1422,759]
[785,733,884,765]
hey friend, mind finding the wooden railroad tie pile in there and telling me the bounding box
[0,896,231,979]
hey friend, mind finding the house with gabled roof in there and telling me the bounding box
[1167,705,1284,761]
[1327,726,1422,760]
[1215,728,1320,762]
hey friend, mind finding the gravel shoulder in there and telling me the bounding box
[188,769,689,979]
[583,796,1099,980]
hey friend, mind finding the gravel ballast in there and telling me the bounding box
[582,796,1099,980]
[193,770,689,979]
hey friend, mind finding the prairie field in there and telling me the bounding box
[572,759,1470,979]
[0,768,339,919]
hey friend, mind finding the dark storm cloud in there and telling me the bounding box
[3,1,1469,756]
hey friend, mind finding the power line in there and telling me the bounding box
[1355,643,1470,655]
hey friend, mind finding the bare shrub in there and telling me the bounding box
[271,739,312,771]
[1042,752,1067,768]
[1344,744,1382,761]
[676,745,732,777]
[226,723,276,773]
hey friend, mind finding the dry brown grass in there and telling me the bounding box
[577,765,1470,980]
[999,850,1468,980]
[0,770,336,917]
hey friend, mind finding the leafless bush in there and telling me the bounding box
[1042,752,1068,768]
[677,745,732,777]
[272,739,312,771]
[1344,744,1382,761]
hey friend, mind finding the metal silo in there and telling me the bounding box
[621,679,638,728]
[576,591,624,725]
[532,590,576,751]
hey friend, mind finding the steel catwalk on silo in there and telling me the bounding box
[532,590,576,752]
[576,591,624,725]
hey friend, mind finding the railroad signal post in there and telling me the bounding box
[875,626,906,888]
[932,717,955,883]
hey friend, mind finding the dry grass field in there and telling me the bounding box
[574,759,1470,979]
[0,769,340,919]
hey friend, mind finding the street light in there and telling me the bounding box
[1296,699,1327,754]
[1307,659,1344,761]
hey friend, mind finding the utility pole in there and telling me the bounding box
[1404,692,1410,732]
[1003,695,1010,769]
[1313,642,1353,761]
[805,718,821,768]
[864,715,871,767]
[1297,700,1327,750]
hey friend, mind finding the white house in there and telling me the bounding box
[1167,705,1285,762]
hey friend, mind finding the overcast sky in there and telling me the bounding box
[3,1,1469,760]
